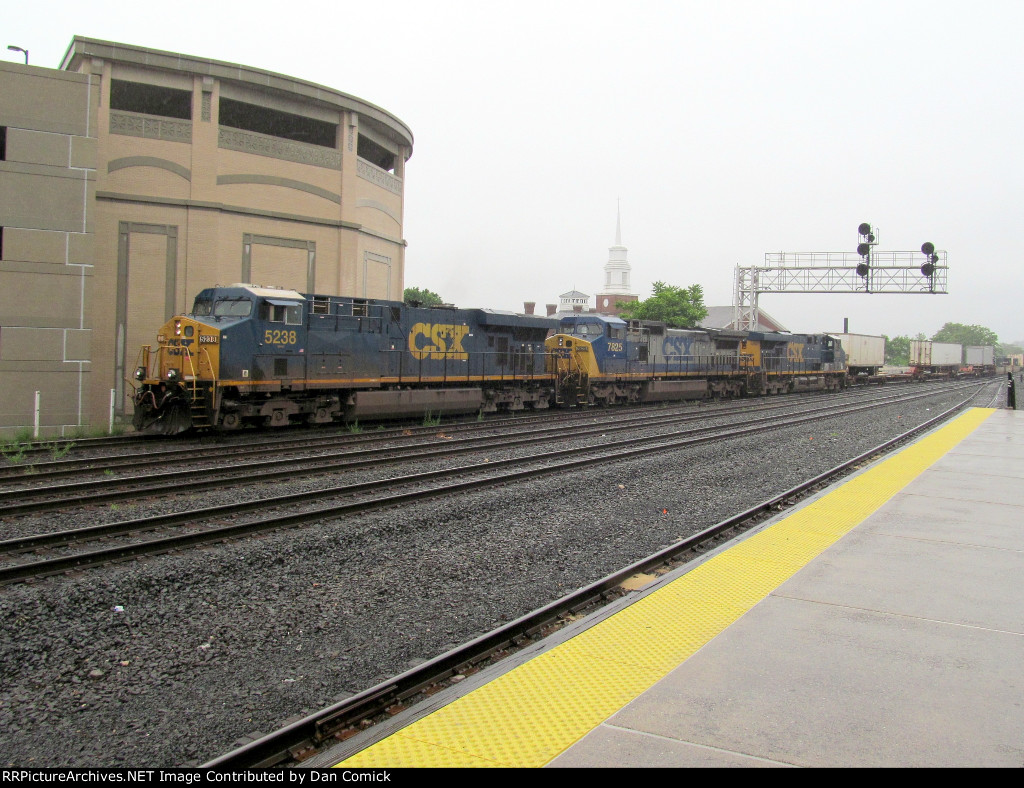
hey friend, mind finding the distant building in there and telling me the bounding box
[700,306,788,333]
[595,205,638,316]
[558,289,591,313]
[0,37,413,437]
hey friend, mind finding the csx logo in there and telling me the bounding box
[787,343,805,362]
[409,323,470,360]
[165,338,194,356]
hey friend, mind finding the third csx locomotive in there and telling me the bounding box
[131,284,848,434]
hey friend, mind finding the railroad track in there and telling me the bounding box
[0,383,979,517]
[0,385,898,485]
[0,382,988,585]
[201,391,987,768]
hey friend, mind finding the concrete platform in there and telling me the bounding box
[550,408,1024,768]
[333,408,1024,768]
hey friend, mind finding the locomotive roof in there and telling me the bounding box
[559,313,627,326]
[214,284,306,300]
[476,309,559,328]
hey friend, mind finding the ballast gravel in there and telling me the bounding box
[0,382,1005,767]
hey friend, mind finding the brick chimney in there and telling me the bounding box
[523,301,535,315]
[546,304,557,316]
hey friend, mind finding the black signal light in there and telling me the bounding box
[921,241,938,277]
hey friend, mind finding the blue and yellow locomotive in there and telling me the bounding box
[545,314,847,406]
[132,285,848,434]
[131,284,556,434]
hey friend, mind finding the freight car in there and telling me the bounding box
[831,333,886,377]
[131,285,849,434]
[910,339,963,378]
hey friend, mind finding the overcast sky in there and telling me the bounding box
[8,1,1023,344]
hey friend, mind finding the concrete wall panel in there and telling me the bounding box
[0,268,87,328]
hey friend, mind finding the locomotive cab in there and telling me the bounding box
[131,284,305,434]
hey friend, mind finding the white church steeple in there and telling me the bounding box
[602,201,632,296]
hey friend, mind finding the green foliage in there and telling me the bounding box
[930,322,998,347]
[422,411,441,427]
[883,335,911,366]
[347,419,363,434]
[1,441,30,463]
[404,287,444,307]
[34,440,76,461]
[616,282,708,328]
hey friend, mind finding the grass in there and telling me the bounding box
[422,411,442,428]
[1,437,30,463]
[347,420,363,434]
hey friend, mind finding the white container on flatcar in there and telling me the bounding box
[911,340,962,366]
[832,333,885,374]
[965,345,995,366]
[932,342,962,365]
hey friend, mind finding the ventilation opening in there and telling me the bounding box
[0,127,6,160]
[357,134,395,172]
[219,98,337,148]
[110,80,192,119]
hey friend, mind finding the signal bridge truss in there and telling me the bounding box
[733,250,948,332]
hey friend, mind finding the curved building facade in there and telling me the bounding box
[1,37,413,434]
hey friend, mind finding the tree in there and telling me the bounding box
[616,282,708,328]
[883,335,911,366]
[404,287,443,307]
[931,322,998,347]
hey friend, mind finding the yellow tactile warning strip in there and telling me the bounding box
[338,407,996,768]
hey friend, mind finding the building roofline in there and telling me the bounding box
[59,36,414,154]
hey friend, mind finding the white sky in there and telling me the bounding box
[7,0,1023,344]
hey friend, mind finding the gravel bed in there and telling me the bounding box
[0,386,942,541]
[0,381,1003,767]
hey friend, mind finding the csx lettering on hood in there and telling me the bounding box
[408,323,470,360]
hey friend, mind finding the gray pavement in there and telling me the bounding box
[550,409,1024,768]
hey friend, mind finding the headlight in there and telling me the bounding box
[167,369,180,381]
[174,320,182,336]
[134,367,146,381]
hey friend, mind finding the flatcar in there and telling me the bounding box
[131,285,849,434]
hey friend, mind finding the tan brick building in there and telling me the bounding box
[0,59,97,439]
[0,38,413,436]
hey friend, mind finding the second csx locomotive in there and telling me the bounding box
[131,284,848,434]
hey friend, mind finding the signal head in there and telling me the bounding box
[856,262,869,277]
[921,263,935,277]
[858,222,872,236]
[857,242,871,256]
[921,241,935,255]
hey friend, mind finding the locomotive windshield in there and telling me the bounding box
[213,298,253,317]
[560,320,603,338]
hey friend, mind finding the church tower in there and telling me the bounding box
[595,202,639,315]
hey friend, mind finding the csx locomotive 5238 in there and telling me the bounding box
[131,284,848,434]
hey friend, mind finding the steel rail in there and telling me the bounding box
[0,384,986,584]
[201,392,981,768]
[0,385,893,483]
[0,383,980,517]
